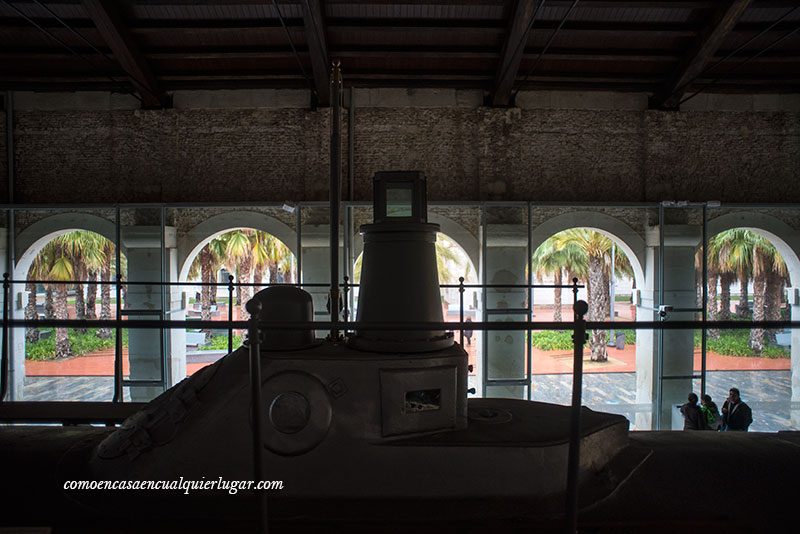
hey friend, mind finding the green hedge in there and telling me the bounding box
[200,334,243,351]
[25,328,128,361]
[531,329,637,351]
[694,329,788,359]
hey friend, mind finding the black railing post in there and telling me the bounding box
[566,299,589,534]
[572,277,579,307]
[459,276,465,346]
[228,275,234,354]
[342,275,349,334]
[246,299,268,534]
[1,273,10,401]
[329,60,343,342]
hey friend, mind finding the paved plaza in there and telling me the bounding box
[23,369,792,432]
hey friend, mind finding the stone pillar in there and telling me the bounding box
[0,229,22,400]
[168,247,186,384]
[634,246,657,430]
[790,289,800,430]
[122,226,177,401]
[484,224,527,399]
[646,225,701,429]
[300,225,344,334]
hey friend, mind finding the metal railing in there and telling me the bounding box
[2,276,799,534]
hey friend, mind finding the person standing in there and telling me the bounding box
[680,393,704,431]
[700,394,722,430]
[464,317,473,346]
[721,387,753,431]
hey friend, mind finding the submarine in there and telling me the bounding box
[1,172,799,534]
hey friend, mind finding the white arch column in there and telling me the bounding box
[123,225,178,401]
[0,229,20,400]
[791,292,800,429]
[301,225,344,329]
[646,225,701,429]
[483,224,528,399]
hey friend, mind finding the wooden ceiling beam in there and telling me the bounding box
[80,0,168,108]
[491,0,542,106]
[650,0,753,109]
[300,0,330,106]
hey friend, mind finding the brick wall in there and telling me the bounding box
[0,109,6,204]
[9,101,800,204]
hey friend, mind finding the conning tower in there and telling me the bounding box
[348,171,454,352]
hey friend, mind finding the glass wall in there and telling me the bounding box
[0,201,797,434]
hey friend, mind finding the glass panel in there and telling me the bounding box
[300,206,345,334]
[385,182,413,217]
[486,313,528,381]
[11,207,120,401]
[166,205,298,373]
[485,383,528,399]
[23,324,119,402]
[346,204,372,323]
[119,207,165,400]
[704,205,798,431]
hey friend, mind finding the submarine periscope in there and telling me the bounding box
[1,171,799,534]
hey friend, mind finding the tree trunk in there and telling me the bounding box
[85,271,98,320]
[73,263,87,335]
[738,274,750,318]
[253,269,263,294]
[45,287,55,319]
[269,262,279,286]
[97,262,113,339]
[553,268,563,322]
[749,273,767,356]
[25,281,40,343]
[239,258,253,321]
[707,272,720,339]
[211,273,218,306]
[719,272,734,321]
[54,284,71,359]
[587,255,608,362]
[200,249,213,342]
[283,265,293,284]
[764,271,784,341]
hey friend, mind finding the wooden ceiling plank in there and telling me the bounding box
[80,0,168,107]
[651,0,753,109]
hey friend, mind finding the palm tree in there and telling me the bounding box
[705,238,724,339]
[713,229,754,320]
[97,238,118,340]
[554,229,619,361]
[80,232,108,322]
[532,236,587,322]
[189,238,225,340]
[48,242,74,359]
[24,245,57,344]
[435,234,462,283]
[226,230,254,320]
[54,232,88,334]
[748,233,786,355]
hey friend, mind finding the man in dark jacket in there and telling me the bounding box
[721,387,753,431]
[680,393,704,430]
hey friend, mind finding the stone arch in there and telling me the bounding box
[706,211,800,287]
[706,210,800,430]
[177,211,298,282]
[531,211,646,290]
[11,213,118,401]
[529,210,650,426]
[15,213,117,281]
